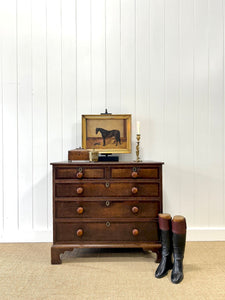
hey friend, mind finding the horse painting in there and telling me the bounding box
[96,128,121,146]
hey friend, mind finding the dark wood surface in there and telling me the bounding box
[51,161,163,264]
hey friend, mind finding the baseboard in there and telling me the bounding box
[187,228,225,241]
[0,228,225,242]
[0,230,52,243]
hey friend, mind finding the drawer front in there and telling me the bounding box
[56,221,159,242]
[55,167,105,179]
[56,200,160,218]
[111,167,159,179]
[55,182,160,198]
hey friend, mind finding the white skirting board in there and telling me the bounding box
[0,228,225,242]
[0,231,53,243]
[187,228,225,241]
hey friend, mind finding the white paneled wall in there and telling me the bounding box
[0,0,225,242]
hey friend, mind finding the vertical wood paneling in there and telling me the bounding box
[2,0,18,231]
[136,0,149,160]
[76,0,91,147]
[17,0,33,230]
[208,0,224,226]
[0,0,225,241]
[120,0,136,161]
[91,0,105,114]
[61,0,76,156]
[47,0,62,229]
[149,0,165,161]
[106,0,121,113]
[179,0,194,222]
[194,0,210,226]
[32,0,48,230]
[0,0,3,234]
[164,0,180,215]
[223,0,225,226]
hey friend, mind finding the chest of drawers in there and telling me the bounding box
[51,161,163,264]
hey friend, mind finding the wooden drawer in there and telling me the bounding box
[55,200,160,218]
[56,221,159,242]
[111,167,159,179]
[55,182,160,198]
[55,167,105,179]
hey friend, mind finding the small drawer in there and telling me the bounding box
[110,167,159,179]
[55,200,160,218]
[56,221,159,242]
[55,182,160,198]
[55,167,105,179]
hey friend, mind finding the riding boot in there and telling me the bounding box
[171,216,187,284]
[155,213,173,278]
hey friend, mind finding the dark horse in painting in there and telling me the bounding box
[96,128,121,146]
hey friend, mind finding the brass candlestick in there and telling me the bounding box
[136,134,142,162]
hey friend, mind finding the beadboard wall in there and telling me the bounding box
[0,0,225,242]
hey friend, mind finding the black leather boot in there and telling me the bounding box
[155,214,173,278]
[171,216,186,284]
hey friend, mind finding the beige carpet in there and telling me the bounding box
[0,242,225,300]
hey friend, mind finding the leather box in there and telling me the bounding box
[68,148,89,160]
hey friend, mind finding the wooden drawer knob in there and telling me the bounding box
[131,171,138,178]
[76,172,83,179]
[131,187,138,194]
[76,187,84,194]
[132,206,139,214]
[76,207,84,214]
[132,229,139,236]
[76,229,83,237]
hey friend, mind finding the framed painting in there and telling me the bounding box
[82,114,131,154]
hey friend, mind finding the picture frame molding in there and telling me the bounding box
[82,114,132,154]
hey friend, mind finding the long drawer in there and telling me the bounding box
[56,221,159,242]
[55,200,160,218]
[55,182,160,198]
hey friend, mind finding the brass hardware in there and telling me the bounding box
[132,167,137,172]
[106,221,111,227]
[135,134,142,162]
[106,200,110,207]
[105,182,110,188]
[78,167,83,172]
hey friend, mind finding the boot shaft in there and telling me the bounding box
[172,232,186,259]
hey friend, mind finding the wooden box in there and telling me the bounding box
[68,148,89,161]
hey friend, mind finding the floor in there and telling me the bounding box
[0,242,225,299]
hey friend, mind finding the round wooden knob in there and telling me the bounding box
[131,171,138,178]
[76,229,83,237]
[131,187,138,194]
[76,172,83,179]
[76,207,84,214]
[76,187,84,194]
[132,206,139,214]
[132,229,139,236]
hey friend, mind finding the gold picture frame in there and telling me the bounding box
[82,114,131,154]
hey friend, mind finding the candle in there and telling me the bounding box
[137,121,140,134]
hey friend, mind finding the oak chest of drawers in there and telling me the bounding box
[51,161,163,264]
